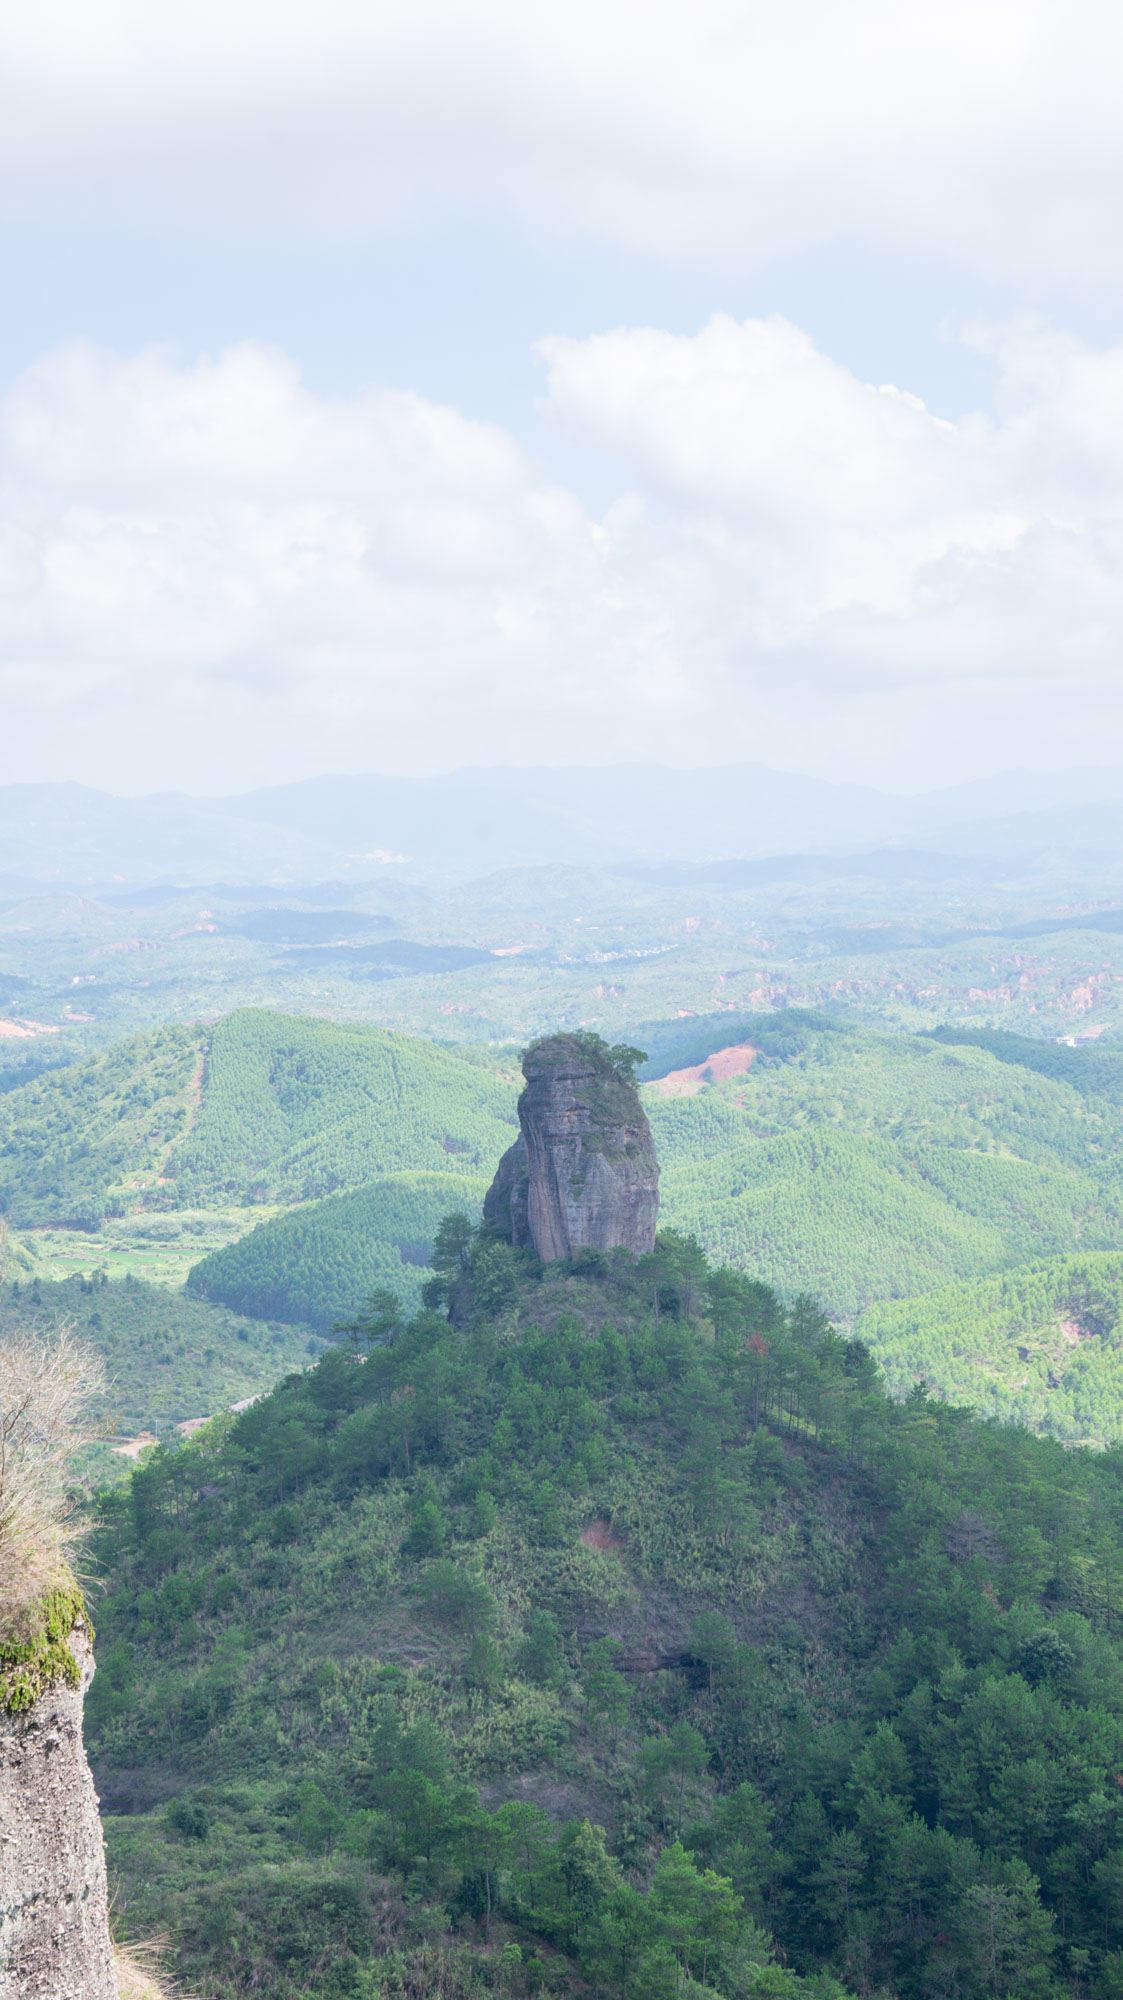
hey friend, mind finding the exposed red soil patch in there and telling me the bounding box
[653,1041,760,1098]
[581,1519,624,1551]
[112,1432,157,1460]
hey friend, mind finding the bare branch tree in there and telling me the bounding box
[0,1321,106,1634]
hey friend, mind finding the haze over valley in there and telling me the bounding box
[11,4,1123,1997]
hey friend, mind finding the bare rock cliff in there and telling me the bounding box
[0,1612,117,2000]
[483,1034,658,1261]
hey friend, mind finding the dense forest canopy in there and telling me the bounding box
[855,1250,1123,1442]
[650,1017,1123,1315]
[186,1171,490,1329]
[0,1011,517,1226]
[89,1222,1123,2000]
[0,1271,316,1445]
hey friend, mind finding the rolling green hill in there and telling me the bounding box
[161,1008,1123,1329]
[854,1249,1123,1441]
[89,1228,1123,2000]
[647,1018,1123,1314]
[186,1170,490,1330]
[657,1128,1118,1315]
[0,1009,518,1225]
[168,1011,516,1206]
[0,1022,204,1225]
[923,1024,1123,1104]
[10,1003,1123,1369]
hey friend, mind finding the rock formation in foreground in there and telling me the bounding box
[484,1032,658,1261]
[0,1598,117,2000]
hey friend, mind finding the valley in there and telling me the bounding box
[8,850,1123,1081]
[7,993,1123,1444]
[9,878,1123,1998]
[9,0,1123,1965]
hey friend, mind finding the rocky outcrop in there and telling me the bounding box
[481,1129,532,1248]
[0,1610,116,2000]
[483,1033,658,1261]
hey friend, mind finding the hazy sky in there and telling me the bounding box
[6,0,1123,795]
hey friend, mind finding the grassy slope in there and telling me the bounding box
[185,1171,490,1330]
[88,1241,1123,2000]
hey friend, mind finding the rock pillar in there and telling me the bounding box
[483,1034,658,1261]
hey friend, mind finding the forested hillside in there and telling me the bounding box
[12,1002,1123,1430]
[0,1010,517,1225]
[855,1249,1123,1440]
[649,1017,1123,1314]
[923,1025,1123,1104]
[90,1225,1123,2000]
[186,1171,490,1329]
[0,1023,204,1225]
[168,1012,515,1206]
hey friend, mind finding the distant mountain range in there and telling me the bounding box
[1,762,1121,887]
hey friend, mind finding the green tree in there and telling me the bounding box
[292,1778,342,1855]
[649,1841,742,1987]
[643,1722,709,1838]
[960,1870,1057,1996]
[518,1609,566,1688]
[432,1213,474,1276]
[403,1479,447,1559]
[584,1639,630,1744]
[691,1609,736,1704]
[332,1287,405,1349]
[415,1559,496,1634]
[464,1632,504,1698]
[587,1882,667,2000]
[558,1818,622,1949]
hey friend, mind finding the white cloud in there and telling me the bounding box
[4,0,1123,284]
[0,342,672,785]
[7,319,1123,790]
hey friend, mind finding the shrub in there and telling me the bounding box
[166,1796,210,1842]
[415,1560,496,1635]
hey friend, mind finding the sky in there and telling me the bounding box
[6,0,1123,796]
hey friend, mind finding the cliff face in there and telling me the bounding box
[0,1613,117,2000]
[483,1034,658,1261]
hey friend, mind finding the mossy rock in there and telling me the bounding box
[0,1585,89,1715]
